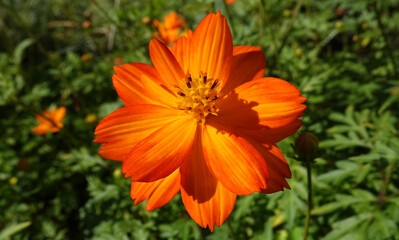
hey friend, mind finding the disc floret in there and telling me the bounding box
[176,72,220,122]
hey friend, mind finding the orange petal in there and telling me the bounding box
[149,39,185,88]
[181,128,236,231]
[94,105,182,161]
[202,121,269,195]
[131,168,181,211]
[98,141,138,161]
[113,63,176,107]
[240,119,303,144]
[216,77,306,130]
[189,12,233,87]
[35,113,49,124]
[49,123,62,132]
[171,30,193,74]
[53,106,66,122]
[32,125,49,135]
[123,115,197,181]
[220,46,266,96]
[249,141,292,194]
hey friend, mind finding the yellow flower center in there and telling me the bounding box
[176,72,220,122]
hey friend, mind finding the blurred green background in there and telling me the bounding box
[1,0,398,239]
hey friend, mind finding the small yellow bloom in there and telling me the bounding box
[294,48,303,57]
[361,22,368,30]
[283,9,291,17]
[361,37,371,47]
[335,21,343,30]
[9,177,18,185]
[85,113,98,124]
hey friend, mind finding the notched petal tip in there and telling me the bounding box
[202,122,269,195]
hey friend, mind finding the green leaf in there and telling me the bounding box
[13,38,34,65]
[324,213,373,240]
[0,221,31,239]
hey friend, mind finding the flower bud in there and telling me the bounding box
[141,16,151,25]
[113,168,122,179]
[352,34,359,42]
[82,21,91,29]
[81,53,92,62]
[295,132,319,162]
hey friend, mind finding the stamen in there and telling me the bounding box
[211,80,218,90]
[176,71,220,122]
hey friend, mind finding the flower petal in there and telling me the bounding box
[149,39,185,88]
[123,115,197,181]
[240,119,303,144]
[221,46,266,96]
[171,30,193,74]
[189,12,233,87]
[216,77,306,130]
[181,128,236,231]
[251,142,292,194]
[53,106,66,122]
[32,125,50,135]
[131,168,181,211]
[113,63,176,107]
[202,121,269,195]
[94,105,182,161]
[35,113,50,124]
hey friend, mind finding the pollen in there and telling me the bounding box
[176,72,220,122]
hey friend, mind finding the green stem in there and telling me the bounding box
[380,162,397,205]
[303,161,312,240]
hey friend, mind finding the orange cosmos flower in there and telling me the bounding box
[32,106,66,135]
[225,0,236,4]
[94,12,306,231]
[153,11,186,46]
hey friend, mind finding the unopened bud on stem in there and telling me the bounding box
[295,132,319,163]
